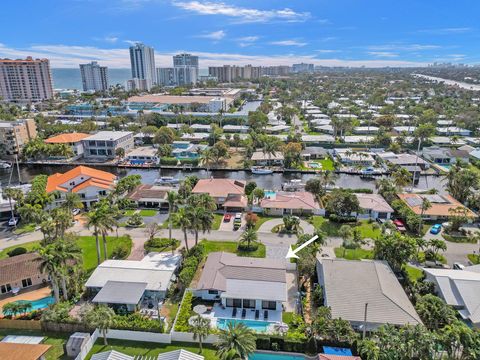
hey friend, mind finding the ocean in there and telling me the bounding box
[52,68,210,90]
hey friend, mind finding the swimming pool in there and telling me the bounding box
[2,296,54,315]
[264,190,276,199]
[323,346,353,356]
[308,162,322,169]
[217,318,272,333]
[249,352,304,360]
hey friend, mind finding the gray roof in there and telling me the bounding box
[317,258,422,326]
[91,350,134,360]
[157,349,204,360]
[83,131,132,141]
[92,281,147,305]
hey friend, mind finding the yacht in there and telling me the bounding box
[155,176,180,185]
[251,167,273,175]
[281,179,306,191]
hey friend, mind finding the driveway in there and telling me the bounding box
[258,218,315,234]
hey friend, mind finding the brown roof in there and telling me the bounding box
[318,355,361,360]
[0,253,44,285]
[192,179,245,198]
[45,133,90,144]
[126,184,169,201]
[223,194,248,208]
[397,193,477,218]
[0,343,51,360]
[260,191,319,210]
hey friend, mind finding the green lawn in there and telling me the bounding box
[13,223,37,235]
[334,247,374,260]
[124,209,157,217]
[310,217,380,239]
[301,158,335,171]
[212,214,223,230]
[201,240,266,258]
[86,340,217,360]
[123,209,137,216]
[0,329,69,360]
[468,254,480,265]
[405,265,424,282]
[0,235,132,273]
[356,221,381,239]
[443,234,477,243]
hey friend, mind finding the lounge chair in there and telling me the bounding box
[232,307,237,318]
[255,310,259,320]
[241,308,246,318]
[264,310,268,320]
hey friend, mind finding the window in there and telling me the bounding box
[242,299,255,308]
[208,290,218,295]
[1,284,12,294]
[262,301,276,310]
[226,298,241,308]
[22,278,32,288]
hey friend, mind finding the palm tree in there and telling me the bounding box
[61,192,83,219]
[239,227,258,251]
[51,208,72,238]
[418,198,432,234]
[3,187,23,227]
[54,239,81,301]
[190,207,214,246]
[38,244,62,303]
[167,191,178,248]
[192,315,211,354]
[216,322,256,360]
[320,170,337,195]
[85,206,104,265]
[85,305,115,345]
[200,148,215,176]
[174,207,192,252]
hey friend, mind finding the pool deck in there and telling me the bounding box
[0,287,51,316]
[203,304,282,328]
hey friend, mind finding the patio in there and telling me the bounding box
[0,287,51,316]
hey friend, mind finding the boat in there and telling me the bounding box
[251,167,273,175]
[0,161,11,169]
[282,179,306,191]
[154,176,180,185]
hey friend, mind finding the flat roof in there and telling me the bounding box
[83,131,133,141]
[93,281,147,305]
[128,95,229,104]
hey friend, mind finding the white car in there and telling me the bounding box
[8,217,19,226]
[72,208,81,216]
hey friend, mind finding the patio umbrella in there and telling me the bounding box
[193,304,208,315]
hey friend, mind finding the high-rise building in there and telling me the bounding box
[173,53,199,85]
[79,61,109,92]
[126,78,148,92]
[292,63,314,73]
[208,65,262,82]
[0,57,53,102]
[0,119,37,159]
[156,68,176,86]
[129,43,156,90]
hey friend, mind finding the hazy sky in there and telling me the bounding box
[1,0,479,68]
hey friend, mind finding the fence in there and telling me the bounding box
[171,331,219,344]
[106,329,172,343]
[74,329,99,360]
[0,319,41,330]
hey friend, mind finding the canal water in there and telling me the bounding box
[0,164,446,194]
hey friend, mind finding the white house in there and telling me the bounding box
[82,131,134,159]
[126,147,159,164]
[354,193,394,220]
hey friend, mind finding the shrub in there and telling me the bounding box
[179,158,199,167]
[238,243,259,252]
[174,291,193,332]
[305,336,318,355]
[160,157,178,165]
[329,214,356,223]
[112,313,164,333]
[126,213,143,227]
[145,238,180,252]
[179,266,196,288]
[256,336,270,350]
[111,243,130,259]
[7,247,27,257]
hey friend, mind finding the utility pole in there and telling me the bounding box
[362,302,368,339]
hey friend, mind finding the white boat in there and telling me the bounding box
[282,179,306,191]
[251,167,273,175]
[0,161,11,169]
[155,176,180,185]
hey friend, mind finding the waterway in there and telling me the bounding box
[413,74,480,91]
[0,164,446,194]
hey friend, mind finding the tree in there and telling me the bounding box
[145,222,161,241]
[418,197,432,234]
[174,207,192,252]
[415,294,456,330]
[239,227,258,250]
[3,187,23,225]
[251,188,265,205]
[244,212,258,228]
[305,178,325,203]
[167,191,178,245]
[38,244,62,303]
[114,174,142,196]
[445,161,478,204]
[200,148,215,176]
[153,126,175,145]
[326,189,360,218]
[85,305,115,345]
[283,215,300,233]
[86,203,116,265]
[339,225,353,256]
[247,111,268,132]
[115,147,125,158]
[426,238,447,261]
[373,233,417,273]
[448,206,469,232]
[283,142,302,168]
[61,192,83,219]
[244,182,257,196]
[440,320,480,360]
[216,322,256,360]
[192,315,211,354]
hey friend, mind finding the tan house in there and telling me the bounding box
[260,191,321,216]
[192,178,246,208]
[45,132,90,157]
[0,253,49,299]
[355,193,394,220]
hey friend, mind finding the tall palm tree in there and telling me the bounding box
[85,206,104,265]
[200,148,215,177]
[51,208,72,238]
[61,192,83,219]
[418,198,432,234]
[320,170,337,194]
[167,191,178,246]
[53,240,81,301]
[216,322,256,360]
[192,315,211,354]
[38,245,62,303]
[174,207,192,252]
[3,187,23,226]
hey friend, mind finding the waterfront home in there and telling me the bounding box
[397,193,477,221]
[126,184,173,209]
[125,147,159,164]
[0,343,51,360]
[85,253,181,313]
[92,349,204,360]
[436,127,471,137]
[223,124,249,133]
[191,124,212,133]
[82,131,134,159]
[431,136,465,146]
[44,132,90,158]
[46,165,116,208]
[422,146,469,165]
[376,152,429,170]
[316,258,422,331]
[392,126,417,134]
[334,149,375,166]
[301,146,327,160]
[192,178,245,208]
[353,126,379,135]
[260,191,321,216]
[354,193,394,220]
[423,266,480,328]
[172,141,207,159]
[250,150,284,166]
[195,252,286,323]
[0,253,48,299]
[180,133,209,142]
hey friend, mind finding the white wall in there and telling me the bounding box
[106,329,171,343]
[171,331,219,344]
[74,329,99,360]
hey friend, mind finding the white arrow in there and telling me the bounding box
[285,235,318,259]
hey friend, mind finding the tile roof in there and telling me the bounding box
[317,258,422,327]
[126,184,169,202]
[260,191,319,210]
[192,178,245,198]
[0,253,44,285]
[44,133,90,143]
[46,166,116,193]
[356,193,393,213]
[397,193,477,218]
[0,343,51,360]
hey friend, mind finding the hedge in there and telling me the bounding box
[328,214,357,223]
[174,291,193,332]
[255,336,306,353]
[160,157,179,165]
[179,158,199,167]
[145,238,180,252]
[112,313,164,333]
[178,243,206,288]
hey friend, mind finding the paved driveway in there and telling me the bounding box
[258,218,315,234]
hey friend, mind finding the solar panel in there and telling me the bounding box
[405,197,422,207]
[423,195,448,203]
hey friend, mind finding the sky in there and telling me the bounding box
[1,0,479,68]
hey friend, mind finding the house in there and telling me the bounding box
[265,125,290,134]
[82,131,134,159]
[125,147,159,164]
[85,253,181,312]
[315,124,334,134]
[0,253,49,299]
[335,149,375,166]
[44,133,90,157]
[192,178,246,208]
[126,184,172,209]
[46,166,116,208]
[91,349,204,360]
[223,125,249,133]
[377,152,429,170]
[195,252,286,322]
[436,127,471,137]
[423,265,480,328]
[172,141,207,159]
[316,258,422,330]
[397,193,477,221]
[354,193,394,220]
[353,126,379,135]
[302,135,335,144]
[0,343,51,360]
[422,146,469,165]
[260,191,321,216]
[301,147,327,160]
[392,126,416,134]
[250,151,284,166]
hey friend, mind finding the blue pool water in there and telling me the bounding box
[323,346,353,356]
[264,190,276,199]
[217,318,272,332]
[2,296,54,315]
[249,352,304,360]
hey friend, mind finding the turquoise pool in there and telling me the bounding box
[249,352,304,360]
[217,318,272,333]
[323,346,353,356]
[2,296,54,315]
[264,190,276,199]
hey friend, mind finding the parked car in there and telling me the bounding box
[234,213,242,221]
[223,214,232,222]
[8,217,19,226]
[72,208,81,216]
[393,219,407,232]
[453,262,465,270]
[430,224,442,235]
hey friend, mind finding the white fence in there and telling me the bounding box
[74,329,99,360]
[171,331,219,344]
[106,329,172,343]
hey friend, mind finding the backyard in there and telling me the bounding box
[300,158,335,171]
